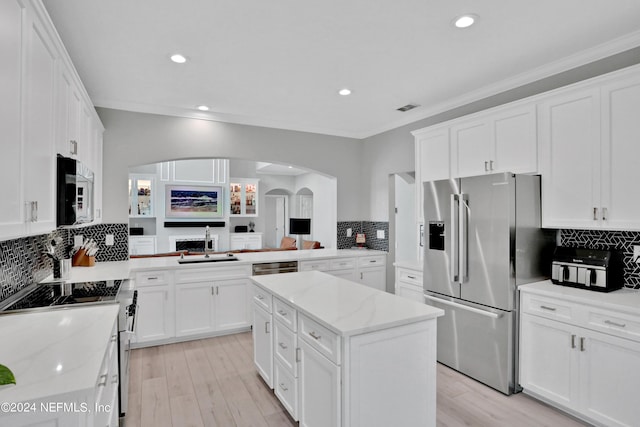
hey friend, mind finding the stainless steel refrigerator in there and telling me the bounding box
[423,173,554,395]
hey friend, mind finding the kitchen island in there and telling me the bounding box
[251,270,443,427]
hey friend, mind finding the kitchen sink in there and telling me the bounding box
[177,254,239,264]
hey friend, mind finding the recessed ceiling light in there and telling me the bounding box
[170,54,187,64]
[338,88,352,96]
[288,166,293,169]
[453,14,477,28]
[197,105,209,111]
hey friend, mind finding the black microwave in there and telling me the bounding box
[57,155,94,226]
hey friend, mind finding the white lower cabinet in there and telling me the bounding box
[175,278,250,337]
[357,255,387,291]
[520,285,640,427]
[253,292,273,388]
[135,284,175,343]
[298,337,341,427]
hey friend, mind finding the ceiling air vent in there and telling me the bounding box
[396,104,419,112]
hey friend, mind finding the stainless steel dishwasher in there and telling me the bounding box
[252,261,298,275]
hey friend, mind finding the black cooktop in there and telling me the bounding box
[2,280,122,312]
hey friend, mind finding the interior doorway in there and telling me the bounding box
[265,195,287,248]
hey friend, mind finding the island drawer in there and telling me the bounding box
[135,270,172,286]
[299,313,341,364]
[252,284,272,313]
[586,308,640,342]
[299,260,330,272]
[274,359,299,421]
[274,297,297,331]
[274,320,298,376]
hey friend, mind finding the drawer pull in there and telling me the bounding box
[279,342,287,350]
[580,337,586,352]
[279,383,288,392]
[369,260,377,263]
[540,305,557,312]
[97,374,108,387]
[277,309,287,316]
[604,319,626,328]
[309,331,321,340]
[256,294,264,300]
[147,277,158,280]
[407,275,416,280]
[571,334,576,349]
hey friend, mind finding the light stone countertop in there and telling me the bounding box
[0,304,119,404]
[520,280,640,316]
[251,270,443,337]
[46,249,387,283]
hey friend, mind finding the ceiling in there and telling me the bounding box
[43,0,640,139]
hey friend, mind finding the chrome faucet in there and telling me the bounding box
[204,226,211,258]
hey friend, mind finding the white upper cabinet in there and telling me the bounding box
[0,0,104,241]
[599,73,640,230]
[539,66,640,230]
[452,103,537,177]
[539,87,601,229]
[413,126,449,222]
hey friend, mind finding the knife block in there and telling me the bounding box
[72,249,95,267]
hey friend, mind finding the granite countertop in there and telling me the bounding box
[0,304,119,404]
[520,280,640,316]
[251,270,443,337]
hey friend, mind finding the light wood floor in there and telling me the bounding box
[124,332,589,427]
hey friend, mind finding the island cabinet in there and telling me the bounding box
[394,263,424,303]
[133,270,176,344]
[519,282,640,427]
[251,271,443,427]
[299,254,386,291]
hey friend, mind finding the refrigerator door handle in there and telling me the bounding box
[424,294,503,319]
[450,194,459,282]
[459,193,469,282]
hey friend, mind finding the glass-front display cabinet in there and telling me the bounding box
[229,179,259,217]
[129,174,155,217]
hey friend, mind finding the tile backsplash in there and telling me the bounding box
[560,229,640,289]
[337,221,389,252]
[0,223,129,304]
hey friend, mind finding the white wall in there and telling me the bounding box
[294,173,337,248]
[99,108,363,225]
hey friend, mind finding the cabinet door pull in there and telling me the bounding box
[360,272,363,280]
[489,160,494,171]
[602,207,608,221]
[580,337,586,352]
[111,374,118,384]
[540,305,557,312]
[571,334,576,349]
[265,321,270,334]
[279,383,288,391]
[604,319,626,328]
[211,287,214,296]
[484,161,489,172]
[256,294,264,300]
[97,374,108,387]
[593,207,598,221]
[309,331,321,340]
[279,342,287,350]
[111,334,117,342]
[296,347,301,362]
[216,286,219,295]
[277,309,287,316]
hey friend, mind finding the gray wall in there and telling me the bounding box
[361,46,640,221]
[98,108,363,223]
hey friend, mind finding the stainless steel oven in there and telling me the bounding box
[116,283,137,417]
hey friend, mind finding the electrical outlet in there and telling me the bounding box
[346,228,352,237]
[105,234,114,246]
[74,235,83,247]
[377,229,385,239]
[634,245,640,263]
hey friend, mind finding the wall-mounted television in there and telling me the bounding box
[290,218,311,235]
